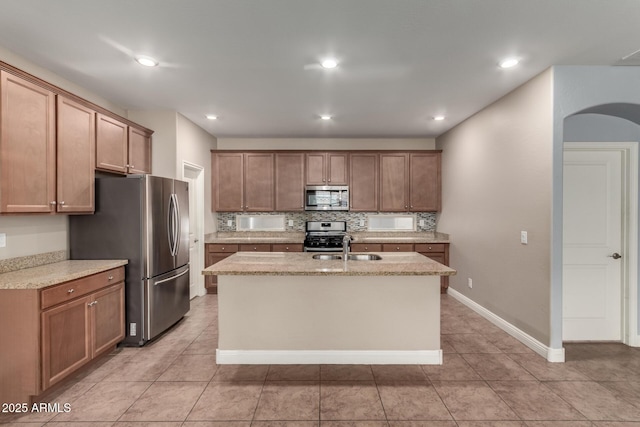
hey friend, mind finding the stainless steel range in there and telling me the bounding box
[303,221,348,252]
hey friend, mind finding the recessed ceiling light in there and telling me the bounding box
[320,115,332,120]
[433,115,445,121]
[206,114,218,120]
[135,55,159,67]
[321,59,338,69]
[499,58,519,69]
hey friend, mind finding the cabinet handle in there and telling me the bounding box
[108,275,114,280]
[88,301,98,307]
[130,165,134,169]
[328,178,331,182]
[50,201,57,205]
[285,247,289,250]
[396,247,400,251]
[59,201,65,206]
[253,247,257,250]
[364,247,368,251]
[67,288,74,294]
[221,247,225,250]
[428,246,432,250]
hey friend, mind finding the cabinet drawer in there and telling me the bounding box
[239,244,272,252]
[207,244,239,253]
[271,244,303,252]
[41,267,124,310]
[382,243,415,252]
[414,243,445,253]
[350,243,382,252]
[420,253,446,265]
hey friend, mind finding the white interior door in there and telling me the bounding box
[183,163,205,299]
[563,149,623,341]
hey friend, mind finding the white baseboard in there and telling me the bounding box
[216,349,443,365]
[447,288,565,363]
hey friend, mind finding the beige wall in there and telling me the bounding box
[176,113,218,232]
[127,110,178,179]
[436,69,554,344]
[216,138,435,150]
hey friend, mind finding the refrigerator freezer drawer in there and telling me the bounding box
[144,264,190,341]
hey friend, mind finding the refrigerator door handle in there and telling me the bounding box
[173,193,181,257]
[153,266,190,286]
[167,194,176,256]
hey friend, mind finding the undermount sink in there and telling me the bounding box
[312,254,343,260]
[347,254,383,261]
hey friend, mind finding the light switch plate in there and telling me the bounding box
[227,220,233,227]
[0,233,6,248]
[288,220,294,227]
[520,231,528,244]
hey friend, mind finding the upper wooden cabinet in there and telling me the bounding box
[96,113,128,174]
[245,153,274,211]
[350,153,378,212]
[128,126,152,174]
[380,152,441,212]
[57,96,95,213]
[211,150,440,213]
[306,152,348,185]
[409,153,441,211]
[379,153,409,212]
[212,152,274,212]
[0,71,56,213]
[96,114,152,175]
[275,153,305,211]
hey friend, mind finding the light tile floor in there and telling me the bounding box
[3,294,640,426]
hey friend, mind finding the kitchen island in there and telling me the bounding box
[203,251,455,365]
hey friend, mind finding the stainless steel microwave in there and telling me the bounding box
[304,186,349,211]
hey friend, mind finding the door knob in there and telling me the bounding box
[608,252,622,259]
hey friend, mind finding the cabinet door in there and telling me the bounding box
[41,296,91,389]
[91,283,125,357]
[205,252,234,292]
[327,153,348,185]
[0,71,56,213]
[56,96,95,213]
[409,153,440,211]
[213,153,244,211]
[128,126,152,174]
[349,153,378,211]
[271,244,304,252]
[379,153,409,212]
[305,153,326,185]
[96,113,128,173]
[244,153,274,211]
[275,153,305,211]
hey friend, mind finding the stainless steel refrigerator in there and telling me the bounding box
[70,175,190,346]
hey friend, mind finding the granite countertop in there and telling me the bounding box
[205,231,449,244]
[202,251,456,277]
[0,260,129,290]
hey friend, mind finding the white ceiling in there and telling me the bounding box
[1,0,639,138]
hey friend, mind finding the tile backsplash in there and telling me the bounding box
[217,211,437,232]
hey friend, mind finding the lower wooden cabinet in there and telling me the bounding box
[0,266,125,404]
[205,244,238,294]
[204,242,304,294]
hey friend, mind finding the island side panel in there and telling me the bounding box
[217,274,440,360]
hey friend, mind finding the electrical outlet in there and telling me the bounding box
[468,278,473,289]
[359,219,365,227]
[0,233,5,248]
[288,220,294,227]
[521,230,528,244]
[227,220,233,227]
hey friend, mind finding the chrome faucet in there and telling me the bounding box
[342,234,352,257]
